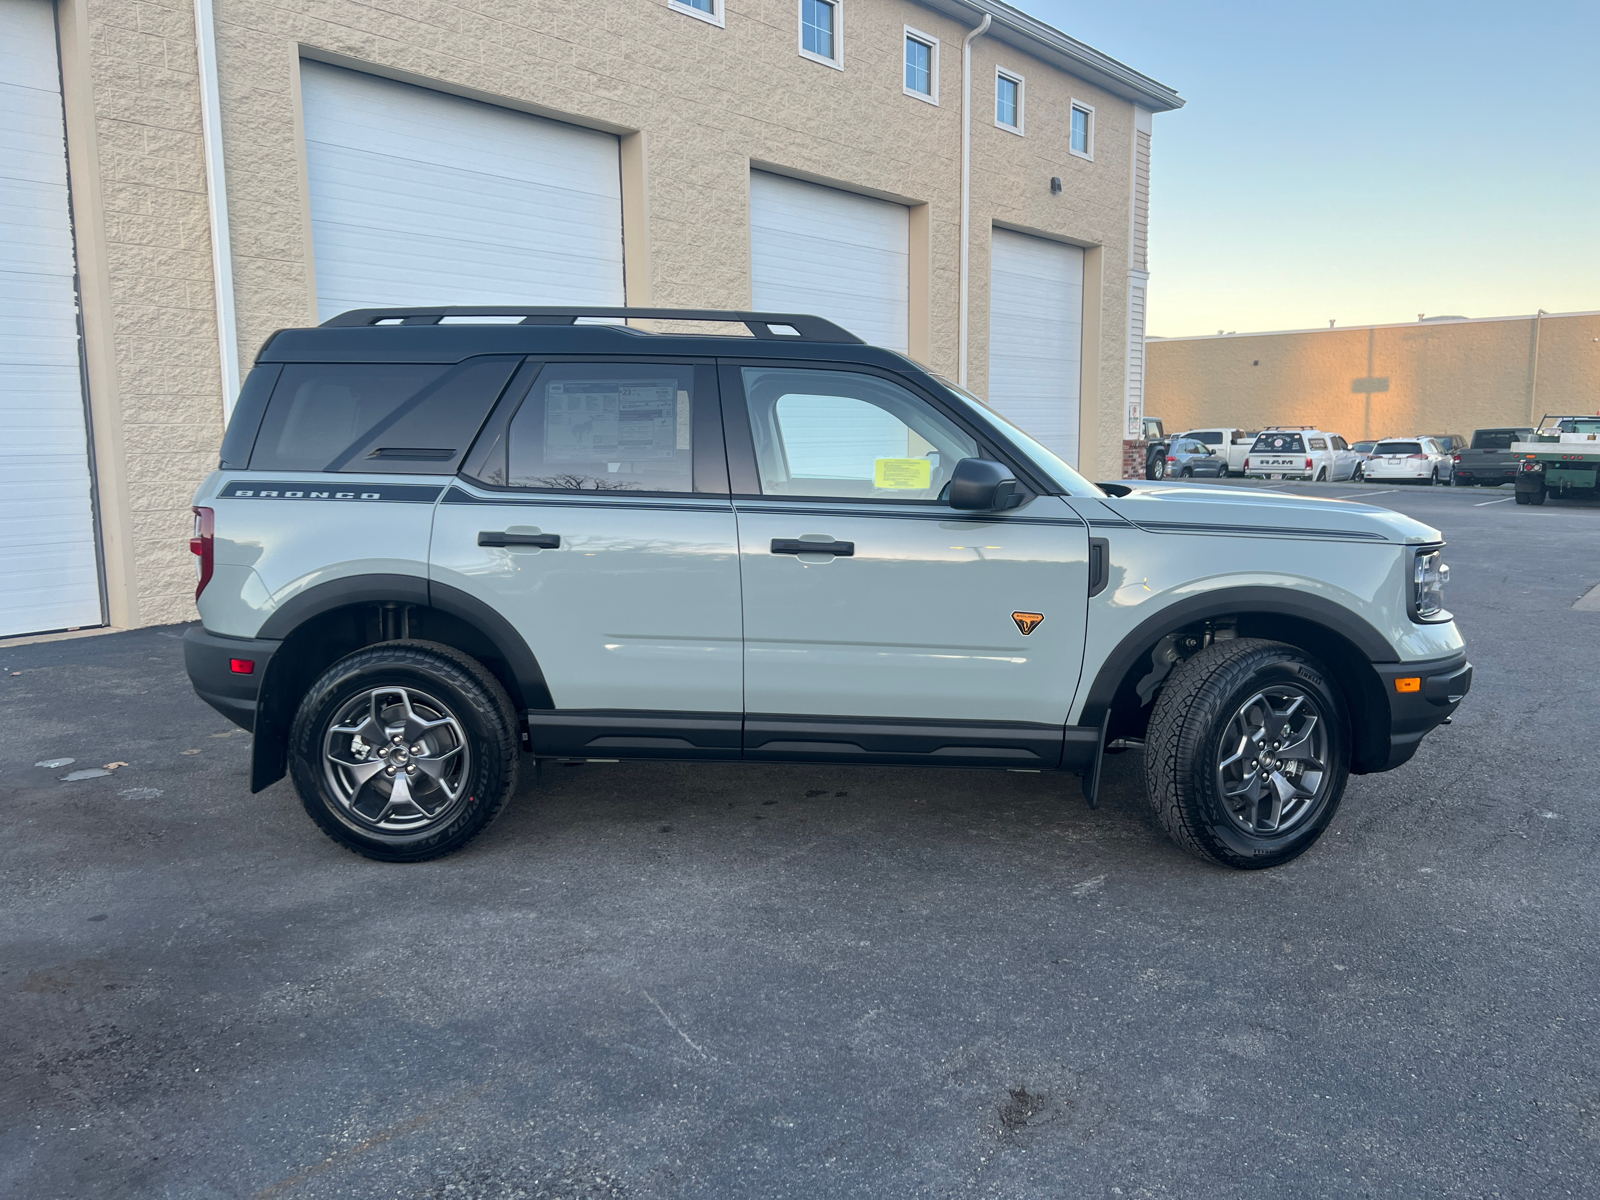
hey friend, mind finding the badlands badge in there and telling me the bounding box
[1011,612,1044,636]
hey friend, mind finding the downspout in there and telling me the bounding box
[1528,308,1546,425]
[193,0,240,417]
[958,11,991,388]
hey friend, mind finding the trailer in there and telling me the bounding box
[1512,415,1600,505]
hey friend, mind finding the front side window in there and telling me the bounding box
[500,364,700,494]
[1070,104,1093,157]
[996,71,1022,131]
[800,0,837,63]
[741,367,978,501]
[904,33,933,97]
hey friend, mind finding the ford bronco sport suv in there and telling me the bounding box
[184,306,1470,869]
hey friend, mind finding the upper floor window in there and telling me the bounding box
[800,0,841,68]
[1070,101,1094,159]
[904,29,938,103]
[668,0,723,27]
[995,69,1024,134]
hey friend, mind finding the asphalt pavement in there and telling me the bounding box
[3,481,1598,1199]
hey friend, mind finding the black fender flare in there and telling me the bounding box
[248,573,552,792]
[1076,585,1397,730]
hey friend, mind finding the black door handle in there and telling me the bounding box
[771,538,854,557]
[479,531,560,548]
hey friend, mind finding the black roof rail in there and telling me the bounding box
[319,306,864,344]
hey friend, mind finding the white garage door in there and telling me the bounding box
[750,172,908,353]
[0,0,102,638]
[300,62,624,323]
[988,228,1085,466]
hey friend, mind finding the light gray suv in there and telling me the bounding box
[185,307,1471,869]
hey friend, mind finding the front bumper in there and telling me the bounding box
[183,625,280,731]
[1372,651,1471,771]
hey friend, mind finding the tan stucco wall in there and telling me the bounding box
[64,0,1152,626]
[1146,312,1600,443]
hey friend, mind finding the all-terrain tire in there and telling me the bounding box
[289,640,520,862]
[1143,638,1351,870]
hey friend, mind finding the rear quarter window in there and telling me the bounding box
[248,357,521,473]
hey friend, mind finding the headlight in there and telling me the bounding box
[1411,549,1449,621]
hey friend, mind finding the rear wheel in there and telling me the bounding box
[1179,465,1193,478]
[1149,455,1167,480]
[1428,468,1438,486]
[1315,467,1328,482]
[1144,638,1350,870]
[289,641,520,862]
[1528,487,1546,505]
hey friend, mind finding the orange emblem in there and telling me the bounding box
[1011,612,1044,635]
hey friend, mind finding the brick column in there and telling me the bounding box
[1122,440,1148,480]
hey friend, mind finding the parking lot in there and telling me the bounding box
[3,482,1597,1199]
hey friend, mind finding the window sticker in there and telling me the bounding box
[544,380,680,462]
[874,457,933,490]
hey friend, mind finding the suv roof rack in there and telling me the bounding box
[319,306,864,344]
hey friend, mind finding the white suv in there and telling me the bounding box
[184,307,1470,870]
[1244,428,1364,482]
[1362,438,1455,485]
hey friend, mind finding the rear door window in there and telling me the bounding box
[478,362,723,495]
[1251,432,1305,454]
[249,358,521,473]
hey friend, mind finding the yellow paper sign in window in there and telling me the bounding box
[874,457,932,490]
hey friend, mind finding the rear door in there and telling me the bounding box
[723,361,1089,767]
[431,359,744,757]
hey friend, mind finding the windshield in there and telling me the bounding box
[931,376,1102,495]
[1250,432,1305,453]
[1471,430,1521,450]
[1352,441,1376,453]
[1376,441,1423,455]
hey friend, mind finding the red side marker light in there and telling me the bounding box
[230,659,255,675]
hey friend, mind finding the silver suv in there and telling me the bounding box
[185,307,1470,868]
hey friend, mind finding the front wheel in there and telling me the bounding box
[289,641,521,862]
[1143,638,1350,869]
[1352,463,1365,482]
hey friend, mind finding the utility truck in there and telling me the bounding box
[1512,415,1600,505]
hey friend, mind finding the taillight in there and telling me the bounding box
[1244,458,1251,470]
[1452,454,1461,462]
[1305,458,1313,469]
[1166,455,1177,463]
[1407,453,1427,460]
[191,506,214,600]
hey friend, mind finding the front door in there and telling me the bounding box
[723,363,1090,767]
[431,359,744,758]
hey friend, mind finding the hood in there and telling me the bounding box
[1087,482,1442,545]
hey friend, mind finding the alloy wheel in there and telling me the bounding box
[321,686,472,833]
[1214,685,1330,837]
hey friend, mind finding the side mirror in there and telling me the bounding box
[948,457,1024,510]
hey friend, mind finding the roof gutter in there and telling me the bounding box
[917,0,1184,112]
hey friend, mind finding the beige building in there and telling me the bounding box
[1,0,1181,638]
[1146,310,1600,446]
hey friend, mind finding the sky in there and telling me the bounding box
[1019,0,1600,338]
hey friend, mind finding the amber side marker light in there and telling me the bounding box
[1394,677,1421,693]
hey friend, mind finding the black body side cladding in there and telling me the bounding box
[182,626,279,731]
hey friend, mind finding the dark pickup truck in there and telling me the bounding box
[1452,427,1534,486]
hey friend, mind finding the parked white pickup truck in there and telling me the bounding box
[1177,427,1259,476]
